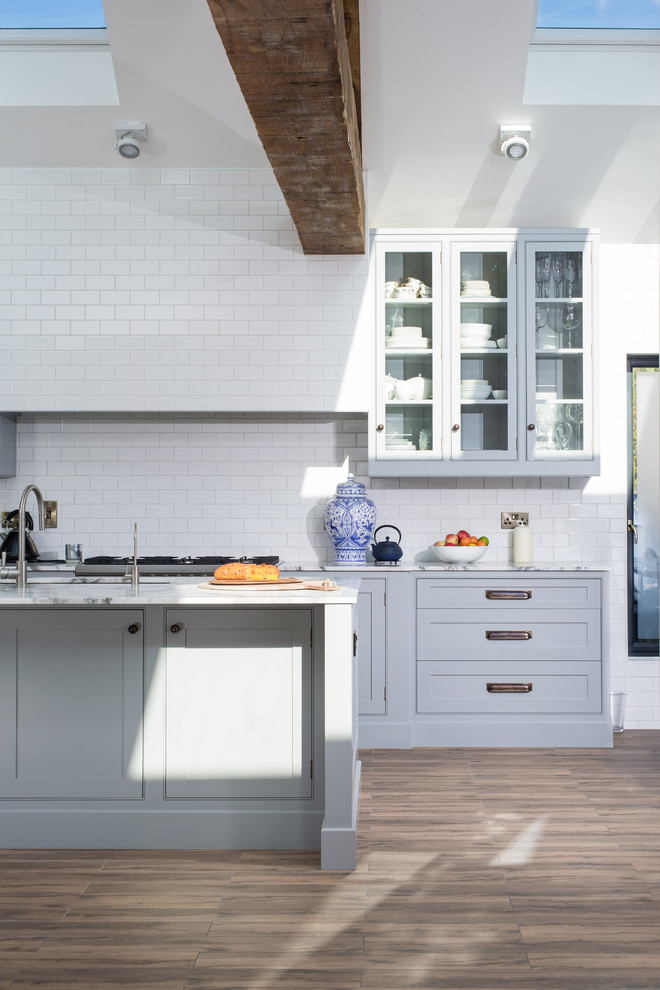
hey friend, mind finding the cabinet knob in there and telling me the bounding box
[452,424,460,432]
[376,424,384,432]
[527,423,535,431]
[127,623,140,635]
[170,623,182,634]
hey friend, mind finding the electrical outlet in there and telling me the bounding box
[501,511,529,529]
[44,501,58,529]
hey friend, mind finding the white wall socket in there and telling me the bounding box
[501,511,529,528]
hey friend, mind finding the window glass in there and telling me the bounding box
[537,1,660,30]
[0,1,105,29]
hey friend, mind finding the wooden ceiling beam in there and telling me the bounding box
[206,0,365,255]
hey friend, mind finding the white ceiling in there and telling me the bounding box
[1,0,658,244]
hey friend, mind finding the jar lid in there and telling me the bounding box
[334,473,368,497]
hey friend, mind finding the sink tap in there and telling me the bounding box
[0,484,46,588]
[126,522,139,587]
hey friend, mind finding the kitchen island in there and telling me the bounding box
[0,576,360,870]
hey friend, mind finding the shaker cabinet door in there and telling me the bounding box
[164,607,313,800]
[0,608,145,799]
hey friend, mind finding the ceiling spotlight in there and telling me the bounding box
[499,124,531,161]
[114,122,147,159]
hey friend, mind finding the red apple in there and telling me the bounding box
[433,540,445,546]
[457,529,470,541]
[445,533,459,545]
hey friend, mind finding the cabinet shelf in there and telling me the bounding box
[385,298,432,305]
[535,297,583,304]
[460,297,507,305]
[386,399,433,406]
[461,348,506,354]
[385,348,433,356]
[536,348,584,356]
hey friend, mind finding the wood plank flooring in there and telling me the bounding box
[2,732,660,988]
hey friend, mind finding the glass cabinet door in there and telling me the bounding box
[450,243,516,460]
[376,243,439,458]
[526,242,593,460]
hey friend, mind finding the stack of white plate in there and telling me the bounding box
[460,322,494,349]
[386,433,416,449]
[461,379,492,400]
[461,280,492,297]
[386,326,429,349]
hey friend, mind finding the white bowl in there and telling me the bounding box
[431,545,487,564]
[492,390,508,399]
[461,379,489,384]
[460,323,492,335]
[497,337,508,349]
[461,390,492,400]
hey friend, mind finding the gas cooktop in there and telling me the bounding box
[76,555,280,576]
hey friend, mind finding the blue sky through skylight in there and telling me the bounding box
[0,1,105,28]
[537,1,660,29]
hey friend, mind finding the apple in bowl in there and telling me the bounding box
[432,530,488,563]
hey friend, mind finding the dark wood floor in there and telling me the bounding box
[2,733,660,988]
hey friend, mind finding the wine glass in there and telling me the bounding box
[553,417,573,451]
[535,255,550,298]
[561,304,581,348]
[567,403,584,426]
[551,254,565,297]
[565,257,578,298]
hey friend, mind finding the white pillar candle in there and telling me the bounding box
[513,524,533,565]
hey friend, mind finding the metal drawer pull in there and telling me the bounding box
[485,590,532,600]
[486,630,532,640]
[487,682,533,693]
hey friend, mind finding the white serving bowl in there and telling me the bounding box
[460,323,492,335]
[431,545,487,564]
[492,390,508,399]
[461,390,492,400]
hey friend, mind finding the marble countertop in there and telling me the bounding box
[0,574,361,607]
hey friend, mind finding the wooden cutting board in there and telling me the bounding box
[198,578,341,592]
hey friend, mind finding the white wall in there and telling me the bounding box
[0,169,658,728]
[1,168,369,412]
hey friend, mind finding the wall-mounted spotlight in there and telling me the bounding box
[114,122,147,159]
[499,124,531,161]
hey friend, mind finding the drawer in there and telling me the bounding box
[417,661,602,713]
[417,578,601,611]
[417,608,601,661]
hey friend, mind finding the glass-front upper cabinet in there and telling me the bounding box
[525,241,593,462]
[450,242,516,460]
[370,229,599,477]
[375,240,440,459]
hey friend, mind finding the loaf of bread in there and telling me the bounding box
[214,562,280,581]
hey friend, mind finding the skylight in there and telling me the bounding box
[0,0,105,30]
[537,1,660,31]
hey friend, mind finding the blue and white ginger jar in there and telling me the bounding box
[324,474,377,566]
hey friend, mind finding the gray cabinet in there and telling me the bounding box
[414,574,606,740]
[164,607,313,799]
[356,577,387,715]
[0,608,144,798]
[0,414,16,477]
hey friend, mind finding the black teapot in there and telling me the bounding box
[370,525,403,564]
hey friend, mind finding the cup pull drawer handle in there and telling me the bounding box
[486,630,532,640]
[487,682,533,693]
[485,590,532,600]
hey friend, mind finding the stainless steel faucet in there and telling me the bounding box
[126,522,139,587]
[0,483,46,588]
